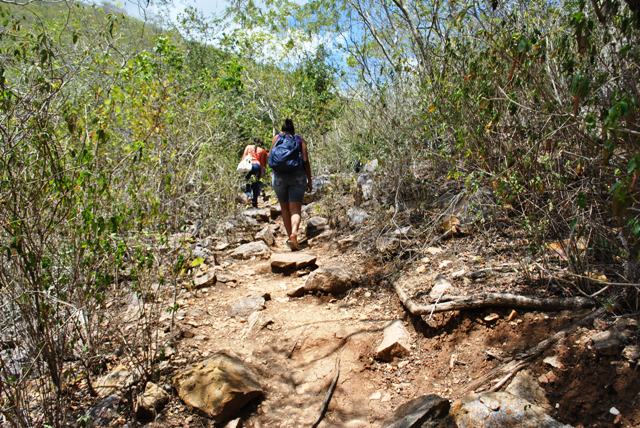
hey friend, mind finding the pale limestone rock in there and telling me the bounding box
[375,320,411,362]
[230,241,270,259]
[173,352,263,422]
[136,382,170,422]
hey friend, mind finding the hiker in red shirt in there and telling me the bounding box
[242,138,268,208]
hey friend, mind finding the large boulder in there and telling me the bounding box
[451,391,571,428]
[383,394,453,428]
[375,320,411,362]
[287,265,354,297]
[230,241,270,259]
[173,352,263,423]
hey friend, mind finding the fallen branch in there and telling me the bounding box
[463,307,605,394]
[394,282,595,315]
[311,357,340,428]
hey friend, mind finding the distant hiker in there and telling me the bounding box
[242,138,268,208]
[269,118,312,251]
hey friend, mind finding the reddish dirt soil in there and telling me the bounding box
[144,211,639,428]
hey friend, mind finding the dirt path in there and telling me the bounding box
[152,202,640,428]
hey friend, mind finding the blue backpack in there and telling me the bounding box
[268,134,303,173]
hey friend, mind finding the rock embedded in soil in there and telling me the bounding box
[269,205,281,219]
[347,207,369,226]
[288,265,354,297]
[230,241,271,259]
[173,352,263,423]
[270,252,317,272]
[242,207,270,222]
[86,394,122,426]
[193,270,217,289]
[255,225,275,246]
[382,394,452,428]
[451,391,571,428]
[136,382,170,422]
[228,295,267,318]
[505,370,551,412]
[306,216,329,238]
[94,364,136,398]
[375,320,411,362]
[590,330,625,355]
[429,275,452,299]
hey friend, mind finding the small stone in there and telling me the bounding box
[451,269,466,278]
[242,207,270,222]
[507,309,518,321]
[369,391,382,400]
[425,247,443,255]
[622,345,639,362]
[430,275,451,299]
[609,407,620,416]
[365,291,372,298]
[375,320,411,362]
[347,207,369,226]
[543,355,564,369]
[193,270,216,289]
[484,313,500,322]
[416,265,427,274]
[94,365,136,398]
[255,226,275,246]
[136,382,170,422]
[438,260,453,269]
[538,371,558,384]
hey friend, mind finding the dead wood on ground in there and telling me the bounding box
[394,282,595,314]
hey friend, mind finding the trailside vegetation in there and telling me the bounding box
[0,1,339,425]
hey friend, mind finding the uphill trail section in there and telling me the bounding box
[142,193,639,428]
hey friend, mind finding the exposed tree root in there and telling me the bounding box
[394,282,595,315]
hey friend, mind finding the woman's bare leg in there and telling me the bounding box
[288,201,302,249]
[280,201,292,238]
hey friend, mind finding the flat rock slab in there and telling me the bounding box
[375,320,411,362]
[173,352,263,423]
[451,391,571,428]
[270,252,317,272]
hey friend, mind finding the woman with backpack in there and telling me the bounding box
[241,138,268,208]
[269,118,312,251]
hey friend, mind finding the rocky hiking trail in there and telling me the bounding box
[93,186,639,428]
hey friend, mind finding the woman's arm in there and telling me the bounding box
[301,138,312,192]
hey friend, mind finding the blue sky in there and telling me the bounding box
[121,0,227,22]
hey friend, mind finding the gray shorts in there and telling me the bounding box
[272,171,307,203]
